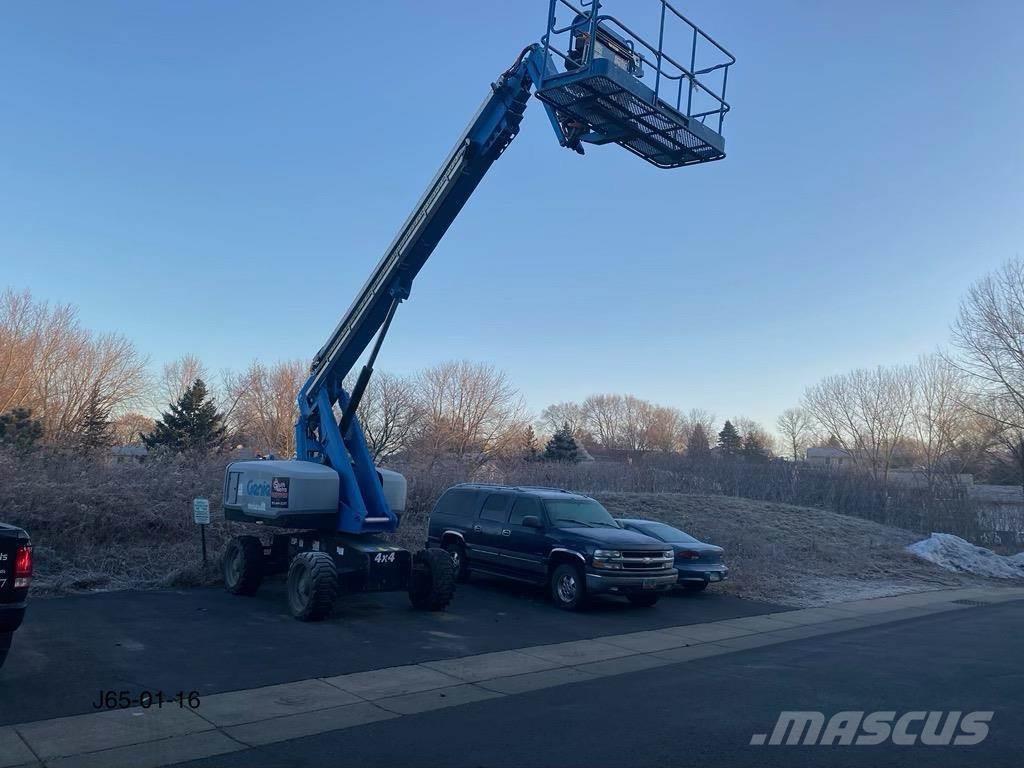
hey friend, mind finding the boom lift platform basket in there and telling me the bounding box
[535,0,734,168]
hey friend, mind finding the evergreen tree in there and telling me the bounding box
[717,420,742,457]
[142,378,225,453]
[0,408,43,452]
[826,434,843,449]
[686,424,711,459]
[522,425,539,461]
[76,386,114,453]
[544,421,581,462]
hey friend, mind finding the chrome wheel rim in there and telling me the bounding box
[557,573,577,603]
[448,548,461,571]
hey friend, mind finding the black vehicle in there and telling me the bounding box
[0,523,32,670]
[426,484,677,610]
[617,519,728,592]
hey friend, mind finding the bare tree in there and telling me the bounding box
[225,359,306,456]
[0,290,148,444]
[581,394,626,449]
[950,258,1024,488]
[538,401,587,442]
[414,360,527,464]
[777,407,814,461]
[802,365,915,483]
[354,372,423,462]
[111,412,156,445]
[157,354,208,409]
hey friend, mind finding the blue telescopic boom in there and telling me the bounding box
[294,46,567,534]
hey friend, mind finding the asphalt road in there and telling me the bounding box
[169,601,1024,768]
[0,576,778,725]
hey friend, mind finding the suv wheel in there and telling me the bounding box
[628,593,659,608]
[443,539,470,582]
[550,563,586,611]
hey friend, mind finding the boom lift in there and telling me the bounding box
[221,0,735,620]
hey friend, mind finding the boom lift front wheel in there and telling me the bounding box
[408,548,456,611]
[287,551,339,621]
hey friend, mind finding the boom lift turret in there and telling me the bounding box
[221,0,735,620]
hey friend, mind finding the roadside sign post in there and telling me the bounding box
[193,498,211,567]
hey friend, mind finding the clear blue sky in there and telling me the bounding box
[2,1,1022,430]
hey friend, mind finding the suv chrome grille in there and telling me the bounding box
[620,551,674,570]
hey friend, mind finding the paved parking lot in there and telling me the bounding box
[1,576,779,725]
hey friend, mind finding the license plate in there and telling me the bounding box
[642,579,655,590]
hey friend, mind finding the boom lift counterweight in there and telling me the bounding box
[221,0,735,620]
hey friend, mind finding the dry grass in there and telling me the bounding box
[592,492,974,605]
[0,450,256,594]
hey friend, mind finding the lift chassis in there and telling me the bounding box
[220,0,734,621]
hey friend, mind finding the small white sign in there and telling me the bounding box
[192,498,211,525]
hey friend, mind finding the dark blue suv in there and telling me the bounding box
[426,484,677,610]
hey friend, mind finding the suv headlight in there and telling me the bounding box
[592,549,623,570]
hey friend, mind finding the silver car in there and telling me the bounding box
[616,519,728,592]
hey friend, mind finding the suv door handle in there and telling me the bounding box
[473,525,482,533]
[501,529,511,536]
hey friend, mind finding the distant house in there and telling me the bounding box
[805,446,852,468]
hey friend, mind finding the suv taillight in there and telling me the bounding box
[14,544,32,588]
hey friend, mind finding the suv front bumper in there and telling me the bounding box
[585,570,677,595]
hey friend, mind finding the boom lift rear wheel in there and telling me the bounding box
[408,548,456,611]
[222,535,264,596]
[287,551,339,621]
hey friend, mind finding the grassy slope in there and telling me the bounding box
[592,492,971,605]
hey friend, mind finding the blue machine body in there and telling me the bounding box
[292,0,734,536]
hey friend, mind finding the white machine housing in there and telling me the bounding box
[223,459,406,529]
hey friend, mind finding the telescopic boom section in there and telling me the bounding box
[294,46,556,534]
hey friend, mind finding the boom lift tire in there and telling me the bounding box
[287,551,339,621]
[442,539,470,583]
[223,535,264,596]
[408,548,456,611]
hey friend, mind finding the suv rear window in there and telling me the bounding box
[435,489,479,520]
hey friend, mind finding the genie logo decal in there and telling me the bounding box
[245,480,271,497]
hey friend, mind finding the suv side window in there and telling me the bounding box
[509,496,543,526]
[436,488,478,520]
[479,493,511,522]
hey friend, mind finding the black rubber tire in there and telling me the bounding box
[628,593,660,608]
[0,632,11,670]
[286,552,338,621]
[223,535,264,596]
[550,563,587,611]
[442,538,470,583]
[683,582,709,593]
[409,548,456,611]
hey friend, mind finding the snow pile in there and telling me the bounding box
[907,533,1024,580]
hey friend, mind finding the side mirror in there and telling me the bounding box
[521,515,543,529]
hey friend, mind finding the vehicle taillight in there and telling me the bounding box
[676,549,701,560]
[14,544,32,588]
